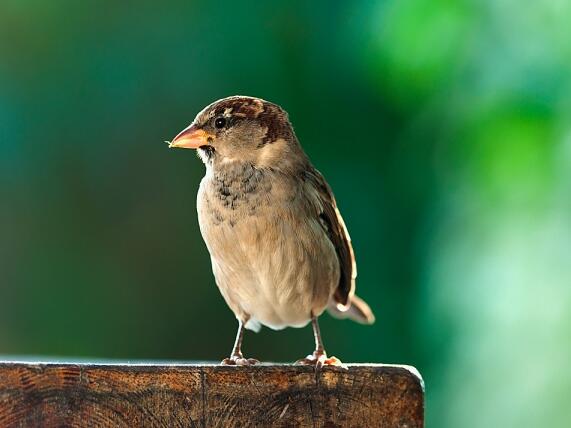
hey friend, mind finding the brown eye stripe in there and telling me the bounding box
[258,107,293,145]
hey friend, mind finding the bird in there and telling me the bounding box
[169,96,375,367]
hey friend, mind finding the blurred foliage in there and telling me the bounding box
[1,1,570,426]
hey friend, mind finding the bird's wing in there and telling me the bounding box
[303,167,356,308]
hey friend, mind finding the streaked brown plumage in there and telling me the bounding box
[170,96,374,366]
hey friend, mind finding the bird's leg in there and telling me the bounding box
[221,318,259,366]
[296,314,343,368]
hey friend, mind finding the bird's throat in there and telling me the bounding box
[198,145,215,164]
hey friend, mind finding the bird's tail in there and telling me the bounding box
[327,294,375,325]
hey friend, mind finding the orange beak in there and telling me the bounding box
[169,125,213,149]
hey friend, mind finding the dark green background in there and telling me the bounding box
[1,1,570,426]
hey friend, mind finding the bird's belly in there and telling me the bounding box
[201,209,339,331]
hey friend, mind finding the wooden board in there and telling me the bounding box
[0,362,424,427]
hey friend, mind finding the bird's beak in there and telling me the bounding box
[169,125,213,149]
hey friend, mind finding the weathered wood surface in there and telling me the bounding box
[0,362,424,428]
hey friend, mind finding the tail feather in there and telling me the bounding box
[327,294,375,325]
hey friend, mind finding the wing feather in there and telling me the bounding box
[303,168,356,308]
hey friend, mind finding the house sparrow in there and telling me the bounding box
[169,96,374,367]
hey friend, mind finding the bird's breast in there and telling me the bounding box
[196,170,339,329]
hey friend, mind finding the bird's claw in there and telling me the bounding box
[295,352,344,369]
[221,355,259,366]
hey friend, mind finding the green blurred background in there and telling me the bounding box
[1,0,570,426]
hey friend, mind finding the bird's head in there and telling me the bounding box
[169,96,305,171]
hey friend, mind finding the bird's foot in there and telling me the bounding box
[295,351,344,369]
[221,354,259,366]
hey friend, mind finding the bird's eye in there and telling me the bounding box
[214,117,227,129]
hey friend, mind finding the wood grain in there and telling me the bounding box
[0,362,424,428]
